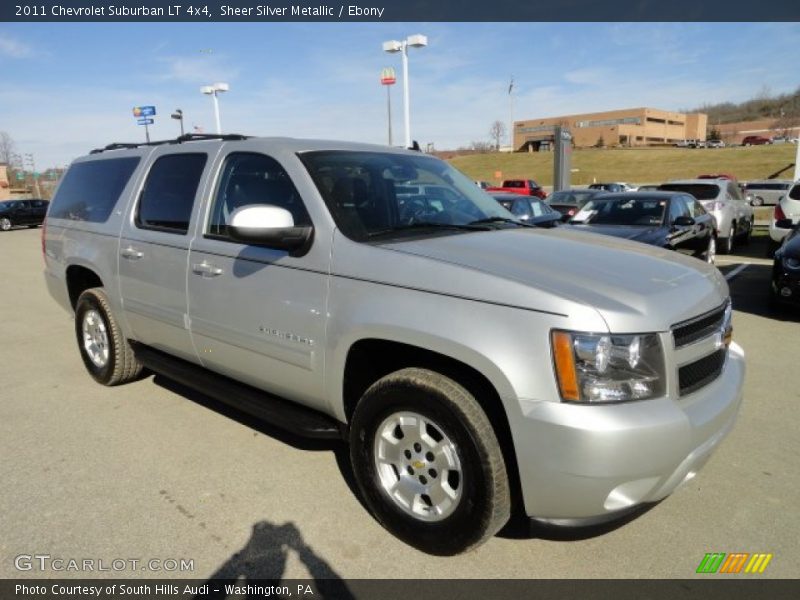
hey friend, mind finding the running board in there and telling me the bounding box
[133,345,345,440]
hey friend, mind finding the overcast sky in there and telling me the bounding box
[1,22,799,169]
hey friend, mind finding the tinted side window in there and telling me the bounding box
[49,157,140,223]
[789,185,800,201]
[207,153,311,239]
[136,154,207,234]
[669,198,689,222]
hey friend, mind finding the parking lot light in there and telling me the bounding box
[383,34,427,148]
[201,83,229,134]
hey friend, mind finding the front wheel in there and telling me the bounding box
[349,368,510,555]
[75,287,143,386]
[0,218,12,231]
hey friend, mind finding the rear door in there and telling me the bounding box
[118,147,216,362]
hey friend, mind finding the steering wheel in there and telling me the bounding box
[401,200,439,224]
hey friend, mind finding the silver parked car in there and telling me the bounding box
[769,181,800,249]
[43,134,745,555]
[659,179,754,254]
[744,179,793,207]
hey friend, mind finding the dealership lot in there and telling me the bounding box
[1,227,797,579]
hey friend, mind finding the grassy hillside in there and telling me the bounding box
[448,145,797,187]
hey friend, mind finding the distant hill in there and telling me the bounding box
[687,86,800,127]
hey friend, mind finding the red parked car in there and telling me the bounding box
[741,136,772,146]
[485,179,547,199]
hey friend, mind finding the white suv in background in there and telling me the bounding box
[769,181,800,250]
[659,179,754,254]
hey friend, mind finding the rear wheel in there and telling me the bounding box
[720,223,735,254]
[706,235,716,265]
[75,288,143,386]
[349,368,510,555]
[0,218,12,231]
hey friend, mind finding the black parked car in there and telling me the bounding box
[0,199,49,231]
[546,189,607,222]
[568,192,717,263]
[489,192,562,228]
[770,222,800,309]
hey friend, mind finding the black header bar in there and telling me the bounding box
[2,0,799,22]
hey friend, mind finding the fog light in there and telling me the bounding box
[781,287,793,298]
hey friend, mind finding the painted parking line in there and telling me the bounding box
[724,264,749,281]
[715,258,773,266]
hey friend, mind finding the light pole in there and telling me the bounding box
[383,34,427,149]
[171,108,185,136]
[200,83,229,134]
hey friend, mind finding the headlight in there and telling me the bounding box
[551,330,665,403]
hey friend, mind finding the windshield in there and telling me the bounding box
[572,196,666,226]
[548,190,596,206]
[300,151,513,241]
[659,183,719,200]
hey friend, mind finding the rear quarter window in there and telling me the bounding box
[49,157,140,223]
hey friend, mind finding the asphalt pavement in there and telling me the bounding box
[1,227,797,580]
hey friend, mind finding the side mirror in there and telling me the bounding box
[775,218,794,230]
[673,215,695,227]
[228,205,313,253]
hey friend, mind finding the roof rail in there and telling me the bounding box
[89,133,251,154]
[176,133,250,143]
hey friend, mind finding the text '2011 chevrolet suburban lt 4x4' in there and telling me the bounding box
[43,134,745,555]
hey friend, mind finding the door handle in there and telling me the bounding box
[192,261,223,277]
[120,246,144,260]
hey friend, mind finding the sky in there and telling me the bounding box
[1,22,799,169]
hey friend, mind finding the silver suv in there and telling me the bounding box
[44,135,745,555]
[659,179,754,254]
[744,179,793,207]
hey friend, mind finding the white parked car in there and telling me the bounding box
[769,182,800,250]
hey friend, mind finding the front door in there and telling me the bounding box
[187,150,330,411]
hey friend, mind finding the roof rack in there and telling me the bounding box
[89,133,251,154]
[176,133,250,143]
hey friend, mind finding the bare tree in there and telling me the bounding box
[0,131,17,165]
[489,120,506,151]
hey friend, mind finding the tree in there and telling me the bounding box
[595,135,606,148]
[0,131,17,165]
[489,120,506,151]
[708,126,722,141]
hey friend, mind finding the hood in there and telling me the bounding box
[570,224,664,245]
[367,227,729,333]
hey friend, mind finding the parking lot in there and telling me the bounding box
[1,226,798,580]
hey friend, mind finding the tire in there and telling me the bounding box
[0,217,12,231]
[740,219,752,245]
[75,287,143,386]
[766,240,780,258]
[720,224,735,255]
[706,235,716,265]
[349,368,510,555]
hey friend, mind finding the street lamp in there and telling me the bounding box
[171,108,185,136]
[383,34,427,148]
[200,82,229,134]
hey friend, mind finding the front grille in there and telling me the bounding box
[679,349,727,396]
[671,304,727,348]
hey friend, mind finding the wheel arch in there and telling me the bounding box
[66,265,104,310]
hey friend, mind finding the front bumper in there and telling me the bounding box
[514,342,745,520]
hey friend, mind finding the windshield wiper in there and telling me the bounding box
[468,216,536,228]
[367,221,492,238]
